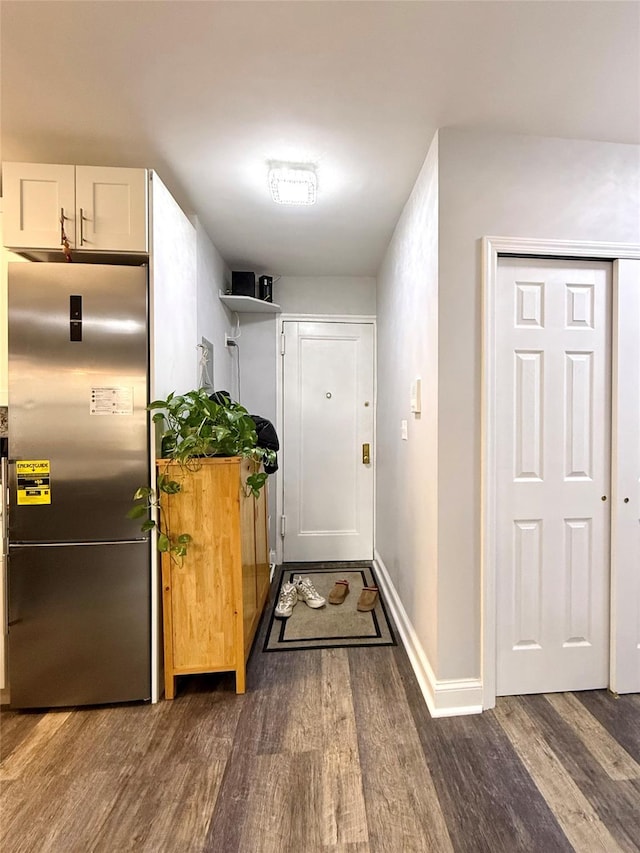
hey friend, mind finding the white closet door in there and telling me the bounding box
[611,259,640,694]
[496,258,612,695]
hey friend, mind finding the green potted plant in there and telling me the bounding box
[128,389,275,559]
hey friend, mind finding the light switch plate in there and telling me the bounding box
[410,378,422,414]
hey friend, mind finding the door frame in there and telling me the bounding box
[482,236,640,710]
[275,314,377,566]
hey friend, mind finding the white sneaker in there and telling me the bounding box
[274,582,298,618]
[293,575,326,608]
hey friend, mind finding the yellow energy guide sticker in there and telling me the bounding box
[16,460,51,506]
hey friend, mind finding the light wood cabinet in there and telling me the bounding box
[2,162,148,252]
[158,457,270,699]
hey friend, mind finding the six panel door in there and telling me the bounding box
[496,258,612,695]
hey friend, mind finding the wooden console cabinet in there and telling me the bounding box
[158,457,270,698]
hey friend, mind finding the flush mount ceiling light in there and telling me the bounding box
[268,164,317,205]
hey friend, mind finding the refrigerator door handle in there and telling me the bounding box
[9,539,148,548]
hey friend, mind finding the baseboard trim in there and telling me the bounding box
[373,550,483,718]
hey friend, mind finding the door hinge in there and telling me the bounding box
[280,515,286,537]
[280,333,286,356]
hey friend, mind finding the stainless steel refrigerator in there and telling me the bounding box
[7,263,151,708]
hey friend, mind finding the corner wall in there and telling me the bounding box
[375,132,439,672]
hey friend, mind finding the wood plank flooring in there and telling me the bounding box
[2,612,639,852]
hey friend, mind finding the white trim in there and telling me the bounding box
[374,550,483,718]
[483,236,640,261]
[610,259,640,694]
[279,312,377,324]
[147,172,161,703]
[481,236,640,711]
[274,317,284,565]
[275,314,377,566]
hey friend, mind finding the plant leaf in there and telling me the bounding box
[127,503,148,519]
[159,478,181,494]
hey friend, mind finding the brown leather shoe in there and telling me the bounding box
[328,579,349,604]
[357,586,379,612]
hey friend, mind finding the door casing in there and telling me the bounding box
[275,314,377,566]
[482,236,640,710]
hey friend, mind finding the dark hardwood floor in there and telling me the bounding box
[2,611,639,852]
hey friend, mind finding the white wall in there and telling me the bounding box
[376,127,640,696]
[150,173,198,400]
[375,134,439,668]
[276,276,376,316]
[151,188,235,401]
[234,313,278,552]
[195,218,234,394]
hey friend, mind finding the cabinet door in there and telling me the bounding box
[255,481,270,607]
[162,460,241,671]
[240,462,258,650]
[75,166,148,252]
[2,162,75,249]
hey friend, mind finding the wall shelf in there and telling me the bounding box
[219,292,281,314]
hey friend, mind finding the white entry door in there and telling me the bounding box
[282,321,374,561]
[496,258,612,695]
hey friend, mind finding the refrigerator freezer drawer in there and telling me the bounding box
[8,541,150,708]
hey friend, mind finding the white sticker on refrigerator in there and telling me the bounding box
[90,387,134,416]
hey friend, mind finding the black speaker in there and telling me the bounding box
[231,271,256,297]
[259,275,273,302]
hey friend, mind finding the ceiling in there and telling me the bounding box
[1,1,638,276]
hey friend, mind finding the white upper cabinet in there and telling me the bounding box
[2,163,75,250]
[2,162,148,252]
[75,166,147,252]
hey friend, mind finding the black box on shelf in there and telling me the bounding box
[259,275,273,302]
[231,271,256,298]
